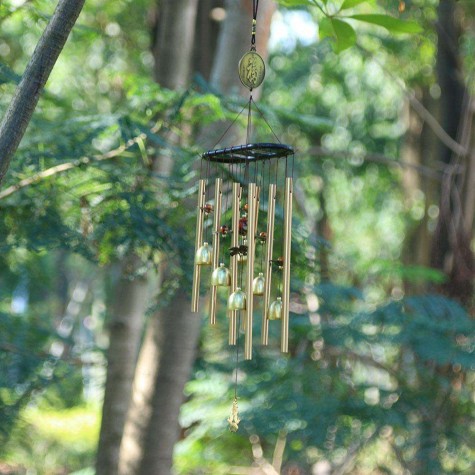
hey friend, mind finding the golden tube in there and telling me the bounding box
[228,182,241,345]
[281,177,293,353]
[245,183,257,360]
[262,183,276,345]
[209,178,222,325]
[191,179,206,312]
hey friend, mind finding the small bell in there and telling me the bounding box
[268,297,282,320]
[252,273,265,296]
[195,242,212,265]
[228,287,246,310]
[211,263,231,287]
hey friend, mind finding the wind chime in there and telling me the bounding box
[191,0,294,431]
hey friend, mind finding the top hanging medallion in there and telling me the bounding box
[238,51,265,90]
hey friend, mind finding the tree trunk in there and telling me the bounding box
[117,2,200,474]
[119,3,276,475]
[95,258,150,475]
[0,0,85,185]
[430,0,474,306]
[152,0,199,88]
[137,291,202,475]
[400,89,439,294]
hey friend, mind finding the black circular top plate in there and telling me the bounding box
[202,143,294,163]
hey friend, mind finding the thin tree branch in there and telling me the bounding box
[0,133,147,200]
[0,0,86,185]
[307,145,449,180]
[356,43,468,158]
[326,346,399,380]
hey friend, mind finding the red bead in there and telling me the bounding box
[258,231,267,243]
[220,225,229,236]
[202,203,213,214]
[238,217,248,236]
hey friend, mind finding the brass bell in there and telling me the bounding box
[252,273,265,296]
[228,287,246,310]
[195,242,212,265]
[268,297,282,320]
[211,263,231,287]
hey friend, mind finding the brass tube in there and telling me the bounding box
[245,183,257,360]
[281,177,293,353]
[209,178,222,325]
[228,182,241,344]
[262,183,276,345]
[191,179,206,312]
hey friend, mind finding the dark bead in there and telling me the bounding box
[239,217,248,236]
[220,225,229,236]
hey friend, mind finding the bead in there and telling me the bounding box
[202,203,213,214]
[239,217,248,236]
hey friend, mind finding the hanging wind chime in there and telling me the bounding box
[191,0,294,431]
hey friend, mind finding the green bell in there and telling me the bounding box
[195,242,212,265]
[228,287,246,310]
[211,263,231,287]
[268,297,282,320]
[252,273,265,296]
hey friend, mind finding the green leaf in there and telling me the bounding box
[340,0,371,10]
[332,18,357,52]
[318,16,334,41]
[319,17,356,52]
[350,14,422,34]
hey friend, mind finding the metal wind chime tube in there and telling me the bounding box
[245,182,257,360]
[209,178,223,325]
[191,179,206,312]
[261,182,276,345]
[281,176,293,353]
[228,182,241,345]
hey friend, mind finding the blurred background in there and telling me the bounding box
[0,0,474,474]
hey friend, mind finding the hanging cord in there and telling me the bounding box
[210,102,249,151]
[251,0,259,49]
[252,100,282,145]
[234,311,241,399]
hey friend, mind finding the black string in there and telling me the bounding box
[253,0,259,19]
[251,0,259,47]
[234,310,241,399]
[252,99,282,144]
[210,102,249,151]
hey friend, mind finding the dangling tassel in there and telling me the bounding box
[227,396,240,432]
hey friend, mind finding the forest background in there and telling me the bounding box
[0,0,474,474]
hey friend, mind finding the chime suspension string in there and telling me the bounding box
[251,0,259,49]
[234,309,241,399]
[252,99,282,145]
[205,153,212,243]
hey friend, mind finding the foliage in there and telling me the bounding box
[0,0,474,473]
[178,286,475,474]
[2,404,99,474]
